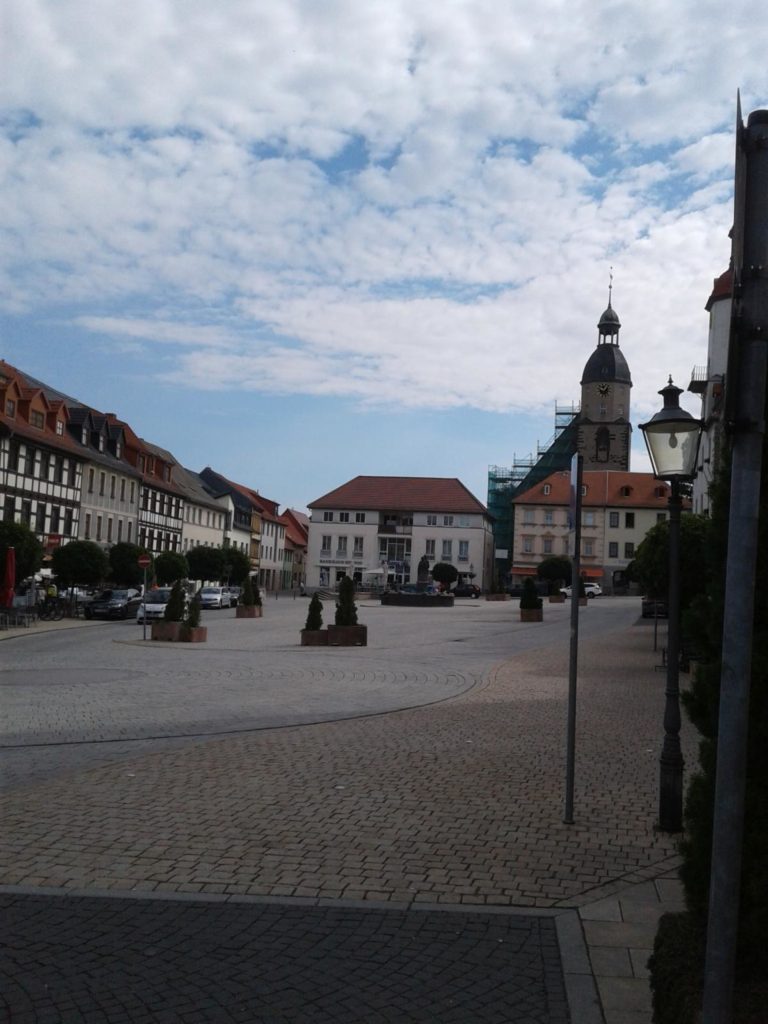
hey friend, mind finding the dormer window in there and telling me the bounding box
[81,427,88,444]
[620,485,632,497]
[543,484,551,495]
[116,442,122,458]
[30,410,44,429]
[98,435,105,452]
[5,399,15,417]
[56,420,64,435]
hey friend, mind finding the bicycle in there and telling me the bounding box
[36,597,67,621]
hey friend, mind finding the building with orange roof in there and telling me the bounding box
[511,469,685,591]
[306,476,494,590]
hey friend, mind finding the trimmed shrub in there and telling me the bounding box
[335,576,358,626]
[305,593,323,631]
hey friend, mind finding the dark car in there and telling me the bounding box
[452,583,481,598]
[84,588,142,619]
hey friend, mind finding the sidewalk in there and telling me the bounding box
[1,609,690,1022]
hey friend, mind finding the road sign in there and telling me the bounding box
[138,554,151,569]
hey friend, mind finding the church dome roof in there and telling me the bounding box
[598,303,621,335]
[581,344,632,386]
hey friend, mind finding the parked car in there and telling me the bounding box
[641,597,668,618]
[198,586,231,609]
[452,583,481,598]
[84,589,143,619]
[226,586,241,607]
[560,583,603,598]
[136,588,176,624]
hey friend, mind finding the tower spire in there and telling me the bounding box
[608,266,613,307]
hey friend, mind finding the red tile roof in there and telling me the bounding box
[513,470,682,509]
[309,476,489,514]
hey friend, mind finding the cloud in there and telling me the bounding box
[1,0,763,428]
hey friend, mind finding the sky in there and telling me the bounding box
[2,1,765,512]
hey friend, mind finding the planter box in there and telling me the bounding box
[181,626,208,643]
[485,594,509,601]
[548,594,566,604]
[301,629,329,646]
[151,621,182,642]
[327,624,368,646]
[236,605,263,618]
[520,608,543,622]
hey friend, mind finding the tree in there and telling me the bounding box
[536,556,572,590]
[154,551,189,585]
[305,593,323,630]
[186,545,225,583]
[0,521,43,584]
[163,579,186,622]
[241,574,261,608]
[431,562,458,590]
[109,542,149,587]
[51,541,109,587]
[628,513,709,610]
[335,575,358,626]
[220,546,251,585]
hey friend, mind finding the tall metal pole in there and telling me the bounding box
[702,106,768,1024]
[142,565,147,642]
[564,453,582,825]
[658,480,684,832]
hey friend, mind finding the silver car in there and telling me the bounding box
[198,586,231,609]
[136,588,174,624]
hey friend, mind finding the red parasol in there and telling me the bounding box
[1,546,15,608]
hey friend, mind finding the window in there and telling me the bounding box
[353,536,364,556]
[116,442,122,458]
[543,537,553,554]
[117,519,123,543]
[6,399,15,417]
[4,497,16,522]
[523,537,534,554]
[583,511,595,526]
[96,515,102,542]
[544,510,554,526]
[35,503,46,533]
[55,456,64,483]
[68,461,77,486]
[84,513,91,540]
[625,512,635,529]
[321,535,332,553]
[583,539,594,556]
[355,512,365,523]
[458,540,469,561]
[442,539,452,560]
[130,481,135,503]
[543,484,551,495]
[56,420,64,435]
[443,515,454,527]
[63,508,73,536]
[110,476,116,499]
[81,427,88,445]
[30,410,44,429]
[98,435,105,452]
[426,515,437,526]
[624,542,635,558]
[88,468,95,493]
[323,511,334,522]
[522,509,535,525]
[99,472,106,496]
[621,486,632,497]
[7,439,20,472]
[339,512,350,523]
[50,506,61,532]
[39,452,50,480]
[107,518,113,543]
[609,541,619,558]
[425,539,435,558]
[609,511,619,528]
[337,537,348,555]
[581,485,588,496]
[120,478,126,502]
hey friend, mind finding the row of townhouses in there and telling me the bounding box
[0,360,308,590]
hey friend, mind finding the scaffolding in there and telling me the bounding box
[487,402,580,578]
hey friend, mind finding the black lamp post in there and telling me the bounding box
[639,377,703,832]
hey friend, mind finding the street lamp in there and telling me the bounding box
[639,377,703,832]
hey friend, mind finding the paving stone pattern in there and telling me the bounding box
[1,893,570,1023]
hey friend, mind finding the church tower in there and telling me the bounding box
[576,284,632,470]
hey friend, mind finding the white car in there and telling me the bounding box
[560,583,603,598]
[136,588,175,623]
[198,586,231,609]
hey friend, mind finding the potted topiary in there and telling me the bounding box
[327,575,367,646]
[548,580,566,603]
[301,592,328,646]
[151,579,186,641]
[236,574,263,618]
[180,593,207,643]
[519,577,543,622]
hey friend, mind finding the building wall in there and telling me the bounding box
[79,461,140,547]
[1,435,83,546]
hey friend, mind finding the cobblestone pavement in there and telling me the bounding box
[1,599,693,1021]
[1,892,571,1023]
